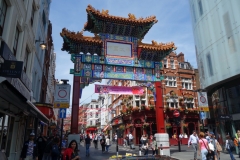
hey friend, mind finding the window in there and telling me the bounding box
[165,76,176,87]
[187,103,194,108]
[163,58,167,68]
[23,48,30,73]
[198,0,203,16]
[182,78,192,90]
[42,11,46,30]
[13,27,20,56]
[206,53,213,76]
[90,121,92,125]
[170,59,175,69]
[90,113,92,117]
[136,101,139,107]
[0,0,7,36]
[90,105,92,109]
[96,105,98,109]
[96,113,98,118]
[141,101,145,105]
[31,4,35,26]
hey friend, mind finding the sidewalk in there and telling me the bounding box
[170,145,239,160]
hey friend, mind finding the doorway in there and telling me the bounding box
[188,123,195,135]
[135,127,141,145]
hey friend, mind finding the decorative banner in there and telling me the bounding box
[95,84,145,95]
[197,92,209,111]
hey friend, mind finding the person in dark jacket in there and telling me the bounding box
[20,132,38,160]
[42,136,54,160]
[85,134,91,156]
[51,137,60,160]
[36,133,47,160]
[100,135,106,153]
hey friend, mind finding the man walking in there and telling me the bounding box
[93,133,99,149]
[188,130,199,160]
[85,134,91,157]
[129,132,134,149]
[20,132,38,160]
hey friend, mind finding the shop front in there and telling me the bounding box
[0,41,49,159]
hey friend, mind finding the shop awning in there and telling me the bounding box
[102,125,109,132]
[27,100,49,124]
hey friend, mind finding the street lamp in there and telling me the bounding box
[35,39,47,50]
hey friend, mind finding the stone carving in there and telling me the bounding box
[128,13,136,20]
[101,9,109,15]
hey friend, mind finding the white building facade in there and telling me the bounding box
[189,0,240,144]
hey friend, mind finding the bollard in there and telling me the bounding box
[139,144,141,156]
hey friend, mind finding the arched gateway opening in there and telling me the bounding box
[60,5,177,149]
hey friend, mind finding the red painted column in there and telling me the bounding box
[71,76,80,134]
[155,81,165,133]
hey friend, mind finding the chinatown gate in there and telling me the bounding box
[60,5,177,155]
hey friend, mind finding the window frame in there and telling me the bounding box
[13,27,20,56]
[165,76,177,87]
[181,78,192,90]
[23,48,30,73]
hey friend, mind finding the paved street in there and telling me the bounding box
[78,142,239,160]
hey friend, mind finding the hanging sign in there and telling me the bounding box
[95,84,145,95]
[173,110,180,118]
[197,92,209,111]
[54,84,71,108]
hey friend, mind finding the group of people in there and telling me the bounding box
[188,130,240,160]
[20,132,68,160]
[139,134,158,156]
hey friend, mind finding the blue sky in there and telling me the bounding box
[49,0,196,109]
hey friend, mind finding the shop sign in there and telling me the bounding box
[197,92,209,112]
[0,60,23,78]
[0,41,31,99]
[219,115,232,120]
[173,110,180,117]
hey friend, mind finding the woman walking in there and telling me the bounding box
[100,135,106,153]
[225,135,236,160]
[198,132,209,160]
[151,137,158,156]
[62,140,80,160]
[105,135,111,152]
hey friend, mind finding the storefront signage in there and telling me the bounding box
[0,60,23,78]
[197,92,209,112]
[95,84,145,95]
[173,110,180,117]
[0,41,31,92]
[219,115,232,120]
[54,84,71,108]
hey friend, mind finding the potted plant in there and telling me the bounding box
[149,105,155,110]
[132,107,140,112]
[166,123,172,129]
[142,123,149,128]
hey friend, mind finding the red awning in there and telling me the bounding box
[102,125,109,132]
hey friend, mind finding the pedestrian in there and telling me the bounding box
[93,133,98,149]
[225,135,236,160]
[141,135,148,155]
[100,135,106,153]
[124,135,128,147]
[51,137,60,160]
[198,132,212,160]
[42,136,54,160]
[20,132,38,160]
[129,132,134,149]
[235,130,240,158]
[36,133,47,160]
[85,134,91,157]
[151,137,158,156]
[188,130,199,160]
[105,135,111,152]
[62,140,80,160]
[209,132,219,160]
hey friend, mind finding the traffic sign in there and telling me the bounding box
[54,84,71,108]
[200,111,206,120]
[59,108,66,118]
[197,92,209,112]
[173,110,180,117]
